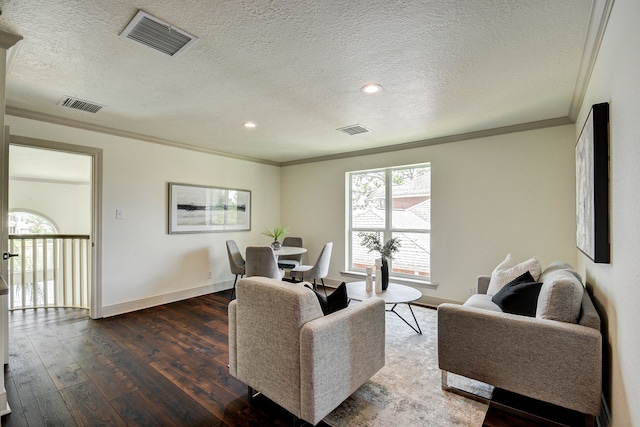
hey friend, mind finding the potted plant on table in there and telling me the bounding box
[358,232,401,290]
[262,225,289,250]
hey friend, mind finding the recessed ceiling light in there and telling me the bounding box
[361,83,382,94]
[243,122,257,128]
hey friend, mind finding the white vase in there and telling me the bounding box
[365,267,373,292]
[374,258,383,293]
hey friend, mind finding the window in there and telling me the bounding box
[8,211,58,235]
[348,164,431,281]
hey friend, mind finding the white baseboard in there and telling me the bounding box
[101,281,232,318]
[416,295,461,308]
[102,277,341,318]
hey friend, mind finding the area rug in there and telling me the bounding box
[323,305,493,427]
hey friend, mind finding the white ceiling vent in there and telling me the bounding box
[58,96,105,113]
[337,124,371,136]
[120,10,198,57]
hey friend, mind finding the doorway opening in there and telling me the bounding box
[7,137,102,318]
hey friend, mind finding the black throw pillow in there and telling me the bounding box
[491,271,542,317]
[305,282,349,315]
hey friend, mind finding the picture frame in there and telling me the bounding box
[168,183,251,234]
[575,102,610,263]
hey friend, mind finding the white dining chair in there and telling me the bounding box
[290,242,332,296]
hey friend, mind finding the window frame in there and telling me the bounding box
[347,163,431,282]
[8,210,59,235]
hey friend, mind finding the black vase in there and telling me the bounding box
[381,258,389,290]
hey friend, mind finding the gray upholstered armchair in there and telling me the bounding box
[228,277,385,425]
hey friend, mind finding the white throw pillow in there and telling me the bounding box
[487,253,517,295]
[487,254,541,296]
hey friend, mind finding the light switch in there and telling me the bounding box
[116,209,125,220]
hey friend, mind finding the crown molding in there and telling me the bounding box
[568,0,616,121]
[281,116,573,166]
[6,106,280,167]
[0,30,23,50]
[8,105,573,168]
[10,176,90,186]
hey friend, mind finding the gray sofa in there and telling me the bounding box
[437,262,602,416]
[229,277,386,425]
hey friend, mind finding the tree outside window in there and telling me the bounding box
[9,211,57,235]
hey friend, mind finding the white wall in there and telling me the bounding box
[9,179,91,234]
[6,115,576,311]
[6,115,282,316]
[282,124,577,304]
[574,0,640,424]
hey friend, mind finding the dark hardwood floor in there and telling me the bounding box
[2,290,326,427]
[482,388,594,427]
[3,288,594,427]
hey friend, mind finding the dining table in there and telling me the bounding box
[242,245,307,259]
[273,246,307,258]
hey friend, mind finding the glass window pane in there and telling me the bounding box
[391,232,430,279]
[391,167,430,230]
[351,231,382,270]
[351,171,385,229]
[8,212,57,234]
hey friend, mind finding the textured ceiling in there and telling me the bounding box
[9,145,91,183]
[0,0,599,165]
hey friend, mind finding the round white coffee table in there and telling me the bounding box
[346,281,423,334]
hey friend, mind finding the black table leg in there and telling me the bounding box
[386,303,422,334]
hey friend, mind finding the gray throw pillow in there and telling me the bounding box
[536,269,584,323]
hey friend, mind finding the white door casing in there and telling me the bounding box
[0,30,23,416]
[9,135,103,319]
